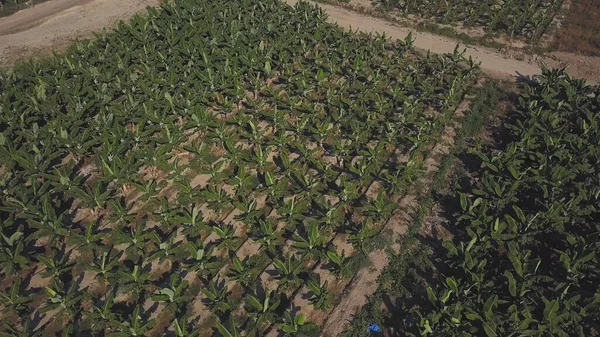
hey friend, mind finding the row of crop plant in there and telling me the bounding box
[379,0,564,41]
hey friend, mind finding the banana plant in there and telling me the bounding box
[151,274,189,314]
[132,179,162,203]
[183,241,222,278]
[40,282,82,319]
[172,315,200,337]
[37,246,73,283]
[43,160,83,193]
[71,181,112,211]
[199,160,227,184]
[306,277,331,310]
[278,196,309,225]
[98,153,142,185]
[228,255,257,288]
[250,217,284,254]
[278,311,319,336]
[292,221,327,258]
[107,198,135,227]
[0,319,39,337]
[148,230,185,263]
[106,305,155,337]
[178,203,206,238]
[68,220,103,252]
[25,195,70,247]
[0,278,31,315]
[226,165,256,197]
[0,230,29,274]
[233,197,262,224]
[212,222,240,250]
[86,248,122,282]
[363,189,397,220]
[325,250,349,278]
[273,254,306,290]
[82,291,118,333]
[346,219,380,255]
[118,264,151,299]
[201,279,232,314]
[216,316,241,337]
[201,184,232,214]
[114,220,154,261]
[246,289,282,332]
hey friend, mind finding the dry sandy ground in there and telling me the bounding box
[0,0,160,68]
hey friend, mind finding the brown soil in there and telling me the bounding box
[551,0,600,56]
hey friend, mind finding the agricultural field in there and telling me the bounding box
[0,0,481,335]
[341,69,600,336]
[378,0,564,41]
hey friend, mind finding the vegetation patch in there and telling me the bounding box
[378,0,564,41]
[0,0,51,18]
[0,0,481,335]
[343,69,600,337]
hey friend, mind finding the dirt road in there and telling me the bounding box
[284,0,542,79]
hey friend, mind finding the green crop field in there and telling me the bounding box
[380,0,564,41]
[0,0,480,335]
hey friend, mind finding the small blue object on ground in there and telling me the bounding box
[368,323,381,334]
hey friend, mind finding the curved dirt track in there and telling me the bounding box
[1,0,542,79]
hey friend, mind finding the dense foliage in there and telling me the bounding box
[0,0,479,335]
[380,0,563,40]
[346,70,600,337]
[422,69,600,336]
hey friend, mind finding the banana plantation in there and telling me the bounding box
[381,0,563,40]
[345,69,600,337]
[0,0,480,335]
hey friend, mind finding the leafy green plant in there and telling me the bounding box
[0,230,28,274]
[292,222,327,258]
[151,274,189,313]
[326,250,349,278]
[246,289,282,331]
[173,315,200,337]
[40,282,82,319]
[216,317,241,337]
[201,279,232,314]
[273,254,306,290]
[183,241,222,278]
[0,279,30,315]
[306,277,331,310]
[278,311,319,336]
[106,305,155,337]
